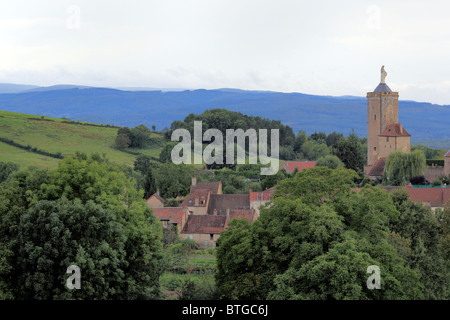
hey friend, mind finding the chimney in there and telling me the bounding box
[226,208,230,220]
[192,177,197,186]
[194,197,199,206]
[213,209,217,216]
[156,188,160,195]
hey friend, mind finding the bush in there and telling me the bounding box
[182,238,199,250]
[410,175,427,185]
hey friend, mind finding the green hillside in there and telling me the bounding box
[0,110,166,169]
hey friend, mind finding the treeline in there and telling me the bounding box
[27,117,120,128]
[0,137,63,159]
[115,125,163,150]
[165,108,296,147]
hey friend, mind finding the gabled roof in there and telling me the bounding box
[368,157,386,177]
[281,161,316,174]
[180,189,211,207]
[181,215,227,234]
[379,123,411,137]
[250,186,275,201]
[224,209,256,228]
[445,150,450,158]
[146,193,164,203]
[207,194,250,215]
[190,181,221,194]
[153,207,187,225]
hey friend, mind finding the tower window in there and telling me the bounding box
[374,114,376,120]
[386,137,389,142]
[374,147,377,151]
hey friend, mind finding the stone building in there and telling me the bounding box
[364,66,411,178]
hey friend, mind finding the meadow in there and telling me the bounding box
[0,110,166,169]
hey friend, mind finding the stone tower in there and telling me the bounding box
[366,66,399,166]
[364,66,411,177]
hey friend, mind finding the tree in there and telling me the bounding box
[331,131,365,173]
[383,150,426,186]
[16,198,128,299]
[0,154,163,299]
[154,163,195,199]
[216,167,426,300]
[152,125,156,131]
[316,155,345,169]
[159,142,176,163]
[130,124,152,149]
[0,162,19,183]
[115,133,131,149]
[293,131,307,154]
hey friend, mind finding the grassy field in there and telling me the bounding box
[0,110,166,169]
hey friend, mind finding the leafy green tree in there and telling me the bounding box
[159,142,176,163]
[316,155,345,169]
[293,131,307,154]
[216,167,426,300]
[0,154,163,299]
[130,124,152,149]
[326,132,344,147]
[383,150,426,186]
[154,163,195,199]
[331,131,366,173]
[390,190,448,299]
[0,162,19,183]
[115,133,131,149]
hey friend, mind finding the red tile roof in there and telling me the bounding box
[404,187,450,207]
[281,161,316,174]
[180,189,211,207]
[153,207,187,225]
[379,123,411,137]
[224,209,255,228]
[190,180,221,194]
[249,187,275,201]
[445,150,450,158]
[356,186,450,207]
[368,157,386,177]
[181,215,227,234]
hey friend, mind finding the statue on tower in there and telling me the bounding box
[381,65,387,84]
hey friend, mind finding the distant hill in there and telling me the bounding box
[0,83,40,93]
[0,110,166,169]
[0,85,448,146]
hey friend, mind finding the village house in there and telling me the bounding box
[280,160,316,174]
[152,207,189,235]
[146,189,164,209]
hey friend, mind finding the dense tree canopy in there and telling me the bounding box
[216,167,447,300]
[0,153,163,299]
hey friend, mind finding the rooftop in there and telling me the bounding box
[153,207,187,225]
[368,157,386,177]
[379,123,411,137]
[373,83,392,93]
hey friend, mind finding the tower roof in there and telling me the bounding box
[379,123,411,137]
[373,83,392,92]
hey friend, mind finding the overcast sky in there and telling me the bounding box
[1,0,450,104]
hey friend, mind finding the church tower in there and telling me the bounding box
[364,66,410,177]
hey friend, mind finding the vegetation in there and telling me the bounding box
[216,167,449,300]
[0,111,166,169]
[383,150,426,186]
[0,153,163,299]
